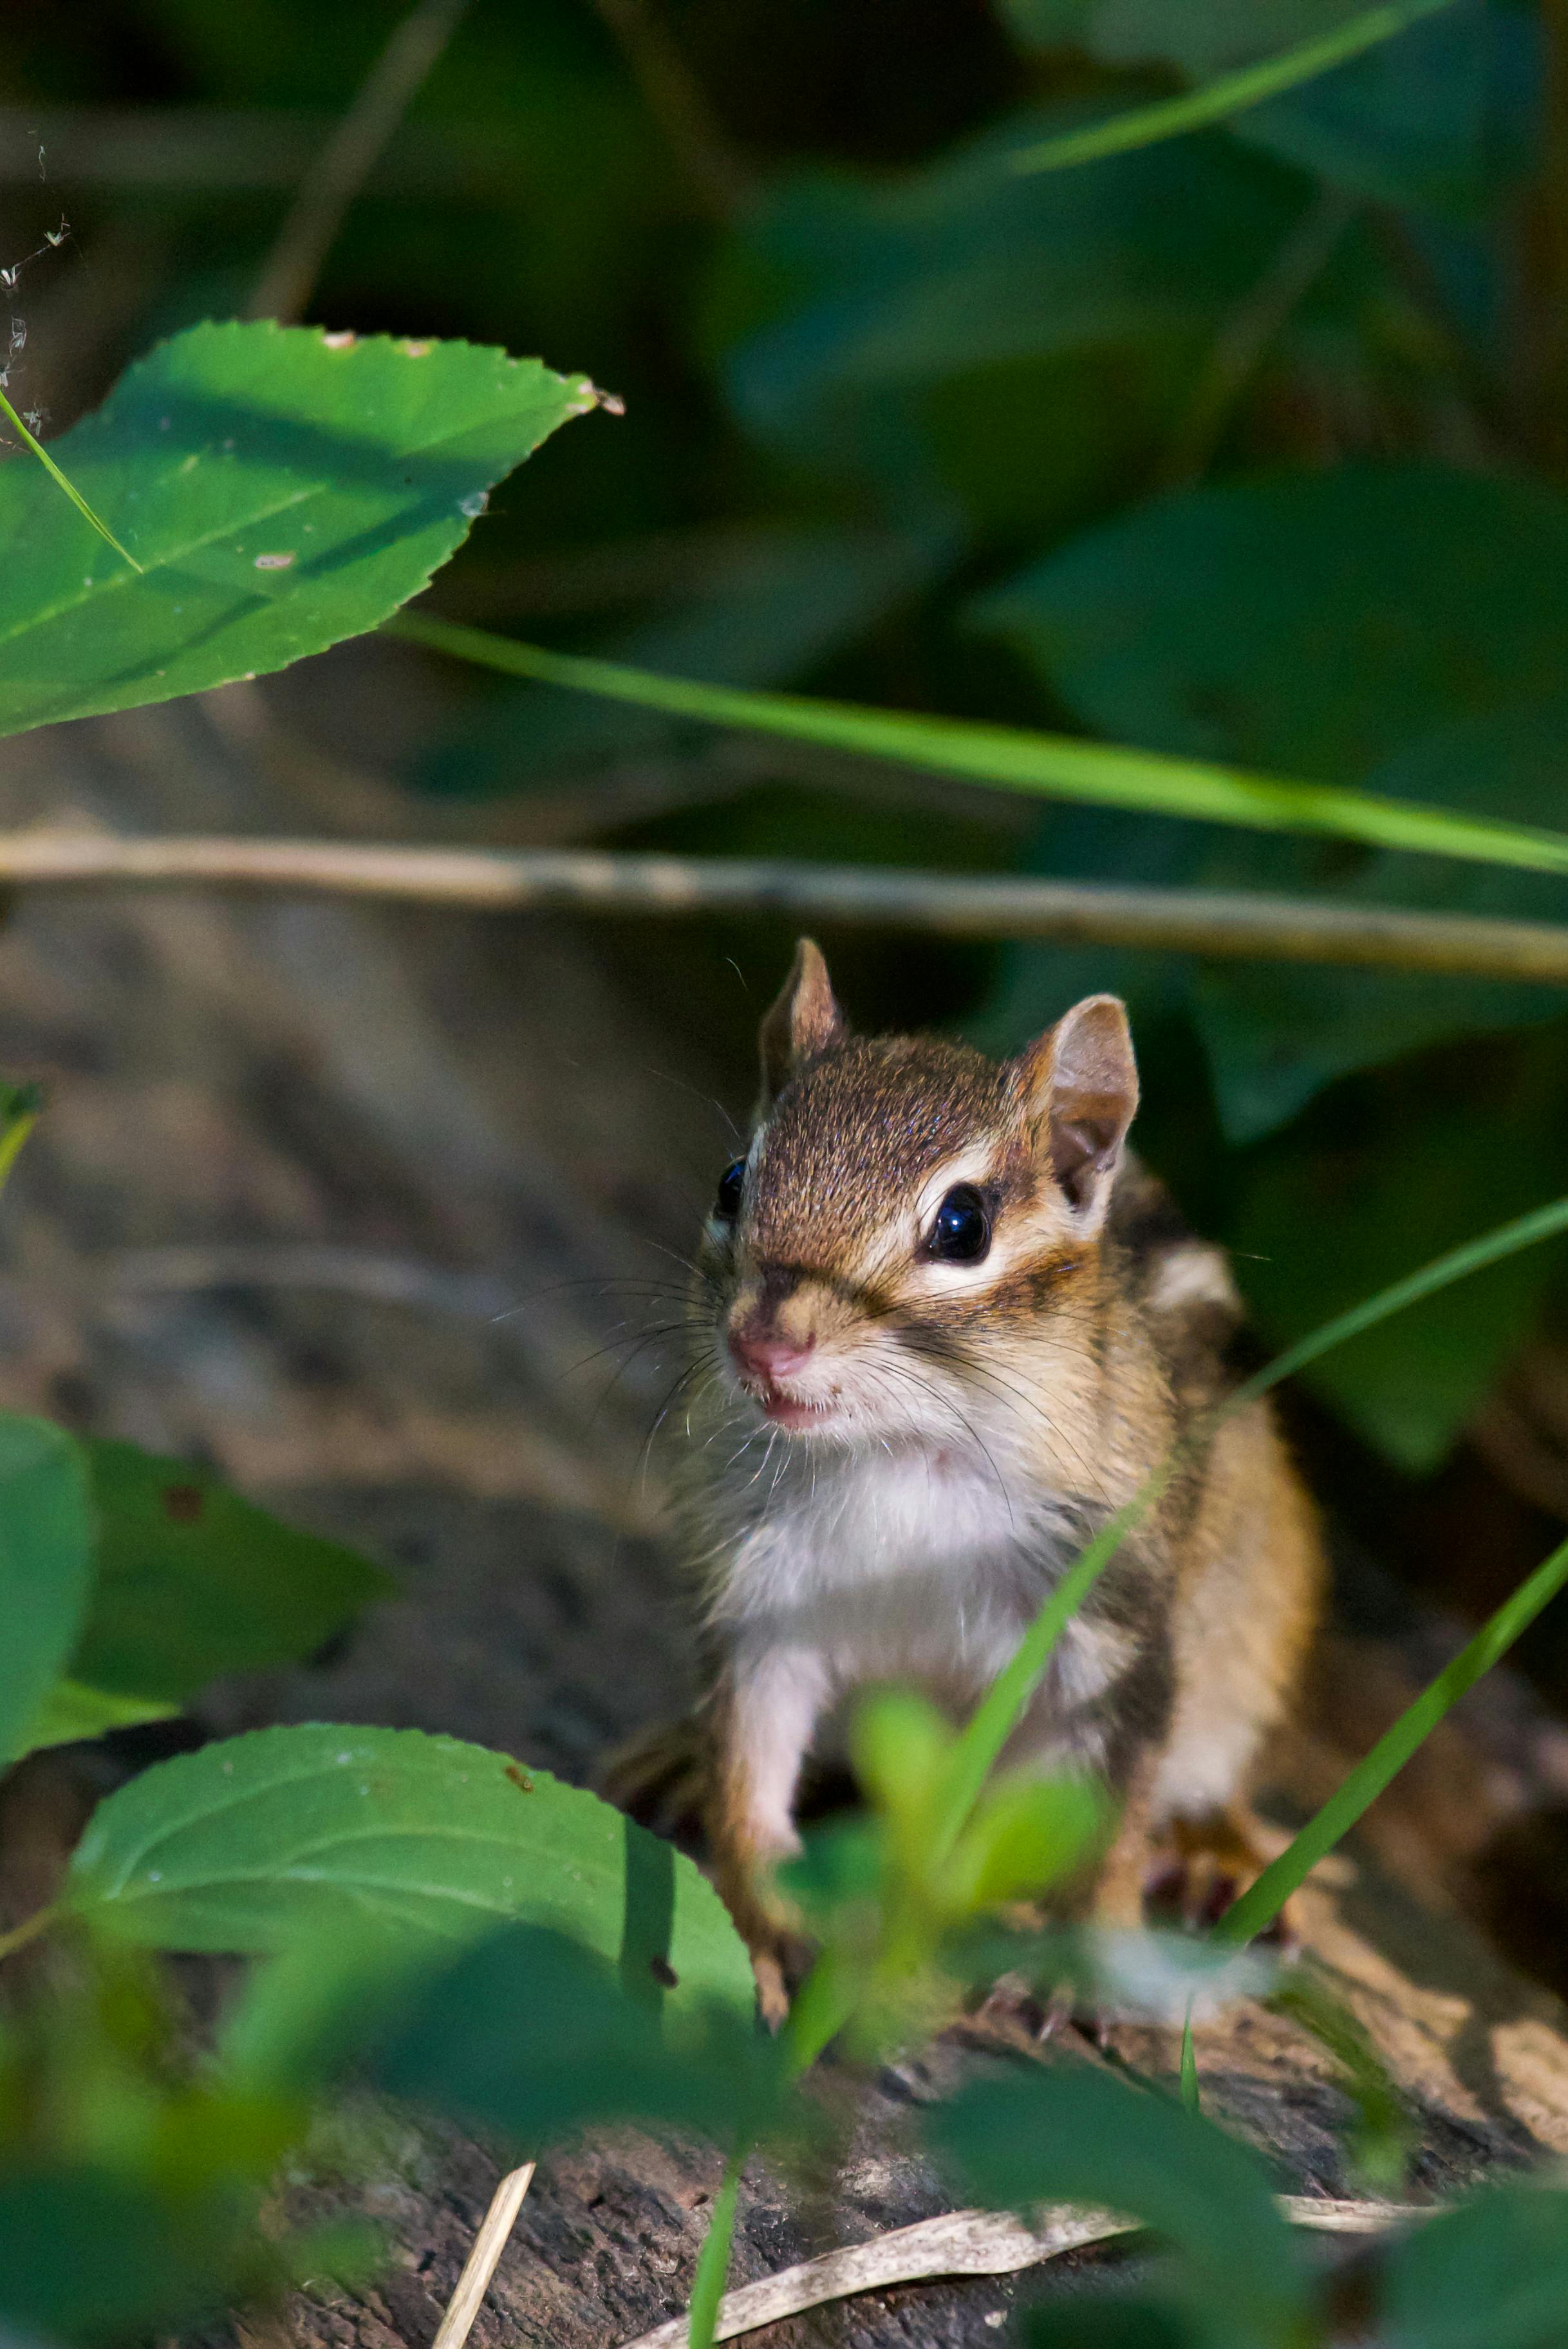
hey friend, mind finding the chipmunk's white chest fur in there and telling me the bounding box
[705,1436,1098,1707]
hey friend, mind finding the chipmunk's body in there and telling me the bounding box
[618,943,1323,2014]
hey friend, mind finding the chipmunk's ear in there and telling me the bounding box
[1018,994,1138,1228]
[758,937,846,1106]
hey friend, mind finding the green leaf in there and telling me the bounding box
[391,614,1568,880]
[0,321,599,740]
[1238,0,1541,223]
[973,464,1568,785]
[0,2167,250,2340]
[0,1417,97,1766]
[714,118,1307,480]
[64,1723,756,2025]
[69,1440,391,1705]
[1008,0,1459,173]
[1380,2182,1568,2349]
[19,1680,178,1754]
[929,2064,1305,2347]
[371,1923,783,2149]
[1231,1058,1566,1468]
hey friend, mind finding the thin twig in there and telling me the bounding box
[431,2164,536,2349]
[589,0,752,220]
[245,0,473,324]
[617,2196,1426,2349]
[3,832,1568,986]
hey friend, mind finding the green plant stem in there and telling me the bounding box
[389,613,1568,881]
[934,1193,1568,1857]
[1008,0,1458,174]
[0,388,140,574]
[0,1904,56,1963]
[687,2148,745,2349]
[1215,1529,1568,1946]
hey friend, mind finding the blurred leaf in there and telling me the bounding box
[1017,2302,1205,2348]
[1162,698,1568,1139]
[1010,0,1459,173]
[0,1417,96,1766]
[712,117,1307,494]
[1240,0,1541,221]
[0,2167,255,2343]
[19,1680,178,1754]
[930,2063,1305,2348]
[0,321,597,738]
[974,464,1568,784]
[420,522,951,796]
[371,1922,785,2149]
[995,0,1097,47]
[1091,0,1370,77]
[1231,1047,1567,1467]
[64,1723,757,2024]
[69,1440,391,1706]
[1381,2182,1568,2348]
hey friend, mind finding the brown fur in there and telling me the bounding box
[604,942,1326,2016]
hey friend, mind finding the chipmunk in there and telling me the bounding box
[610,940,1324,2020]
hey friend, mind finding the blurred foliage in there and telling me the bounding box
[6,3,1568,1473]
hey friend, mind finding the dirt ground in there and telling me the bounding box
[6,651,1568,2347]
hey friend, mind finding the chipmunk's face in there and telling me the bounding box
[696,941,1139,1450]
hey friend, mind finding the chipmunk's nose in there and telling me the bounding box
[729,1324,816,1386]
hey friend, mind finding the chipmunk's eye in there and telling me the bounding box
[714,1158,746,1222]
[928,1183,991,1264]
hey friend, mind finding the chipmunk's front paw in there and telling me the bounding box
[750,1927,817,2032]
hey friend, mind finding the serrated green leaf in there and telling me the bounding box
[0,321,598,738]
[64,1723,756,2026]
[69,1441,390,1705]
[0,1416,97,1765]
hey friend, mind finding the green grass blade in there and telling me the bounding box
[1215,1530,1568,1947]
[0,1082,41,1198]
[1180,2009,1200,2114]
[686,2149,745,2349]
[933,1192,1568,1852]
[389,613,1568,880]
[1007,0,1458,175]
[0,388,142,575]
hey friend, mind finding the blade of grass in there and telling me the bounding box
[687,2150,745,2349]
[0,388,141,574]
[389,613,1568,881]
[930,1192,1568,1855]
[0,1081,41,1197]
[1213,1528,1568,1947]
[1180,2010,1200,2113]
[1008,0,1457,175]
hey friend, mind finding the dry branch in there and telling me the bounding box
[5,832,1568,984]
[616,2196,1426,2349]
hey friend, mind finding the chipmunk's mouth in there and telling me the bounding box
[746,1381,839,1431]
